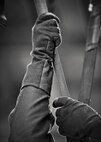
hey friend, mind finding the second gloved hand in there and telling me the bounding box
[53,97,101,139]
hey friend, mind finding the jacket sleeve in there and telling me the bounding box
[8,57,55,142]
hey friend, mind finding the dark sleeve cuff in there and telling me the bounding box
[87,118,101,141]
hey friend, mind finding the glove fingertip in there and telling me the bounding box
[45,12,60,24]
[37,12,60,24]
[52,98,59,108]
[52,97,68,108]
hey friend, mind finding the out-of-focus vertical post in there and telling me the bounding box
[79,2,101,105]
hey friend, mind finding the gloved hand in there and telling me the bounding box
[31,12,62,61]
[22,13,62,95]
[53,97,101,139]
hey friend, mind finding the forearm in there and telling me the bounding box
[8,12,61,142]
[8,56,54,142]
[22,55,53,95]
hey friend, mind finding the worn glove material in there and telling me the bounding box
[22,13,61,95]
[53,97,101,139]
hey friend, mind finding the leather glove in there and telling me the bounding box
[22,13,62,95]
[31,12,62,61]
[53,97,101,139]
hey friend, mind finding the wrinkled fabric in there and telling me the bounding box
[8,58,55,142]
[8,87,54,142]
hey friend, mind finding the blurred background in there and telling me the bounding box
[0,0,101,142]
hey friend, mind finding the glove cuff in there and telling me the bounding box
[31,40,56,62]
[21,57,54,95]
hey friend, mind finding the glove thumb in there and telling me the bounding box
[52,97,68,108]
